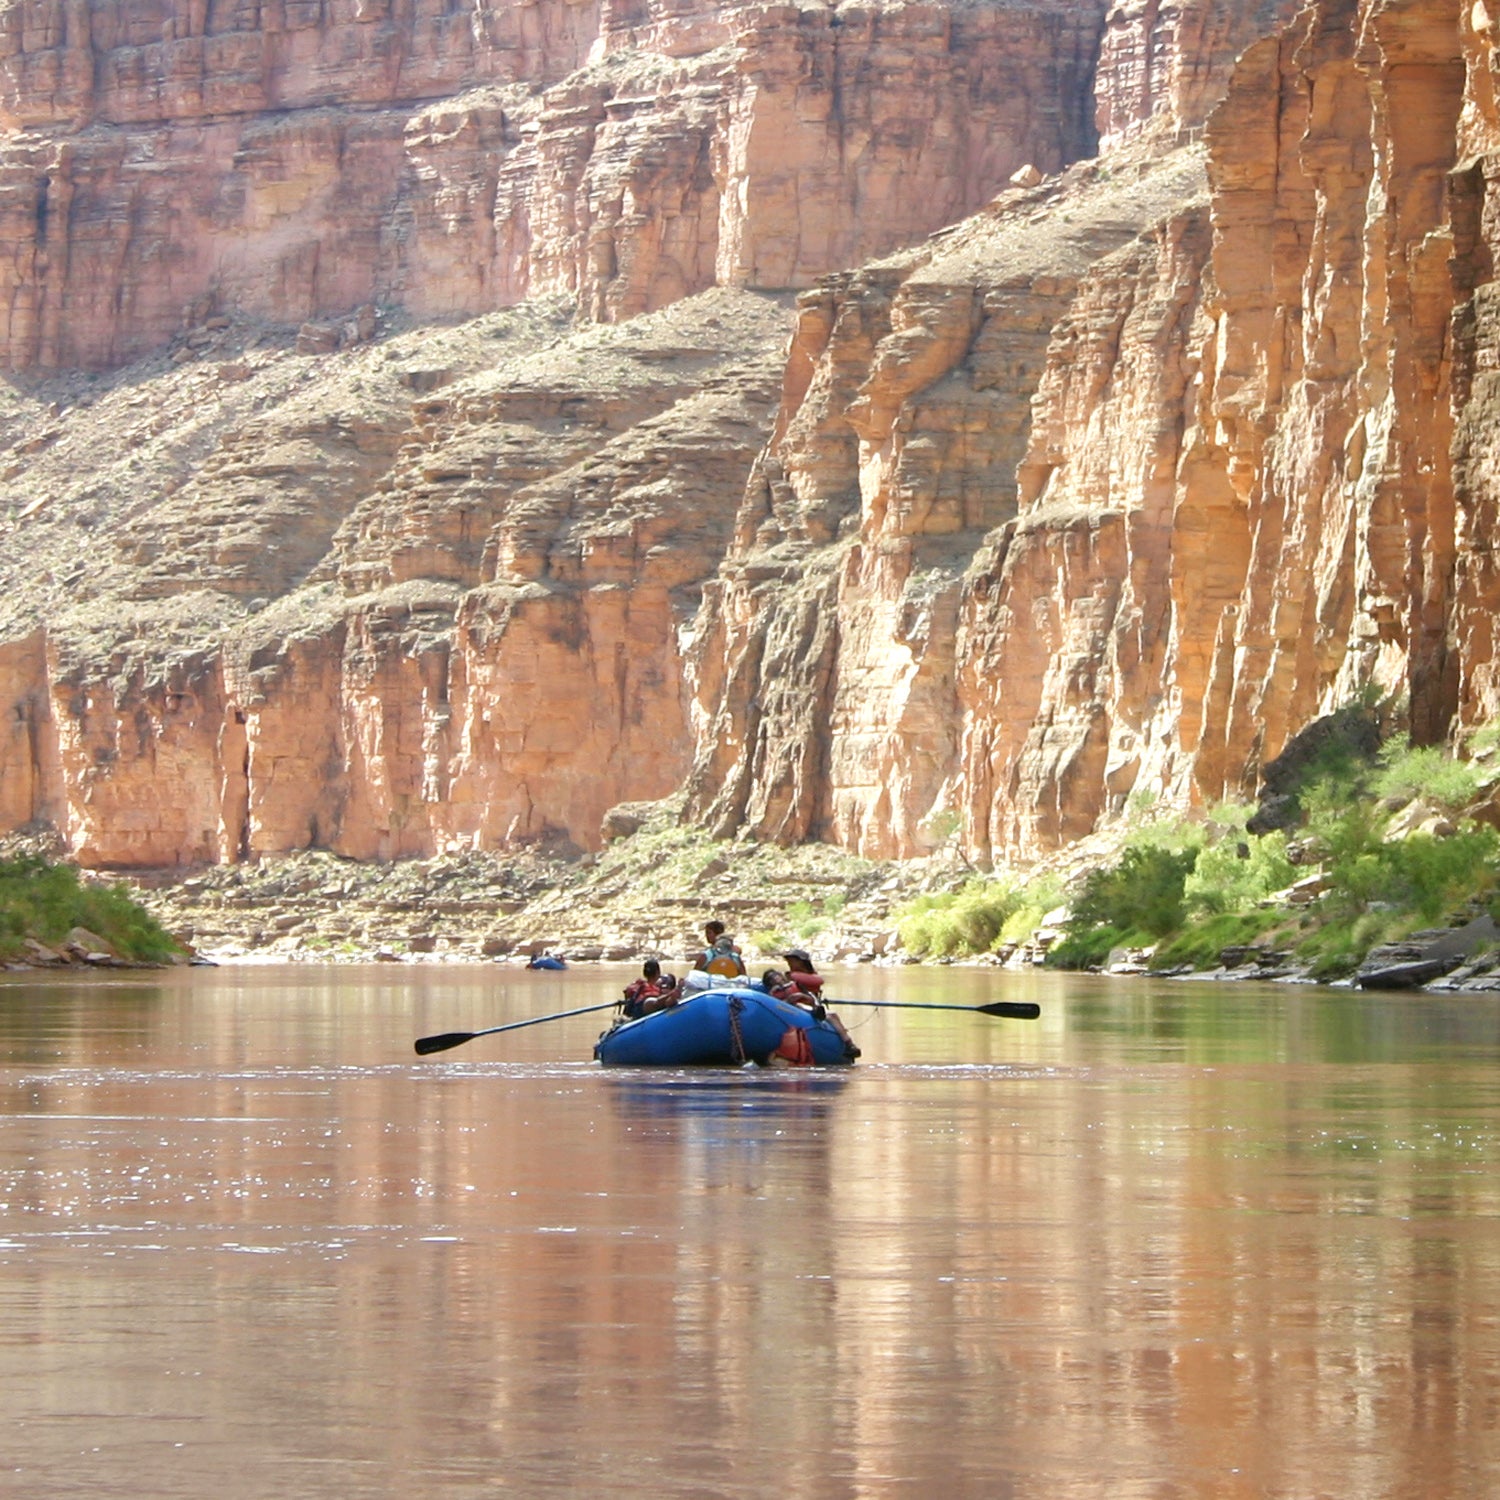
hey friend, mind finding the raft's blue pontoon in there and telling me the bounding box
[594,987,854,1067]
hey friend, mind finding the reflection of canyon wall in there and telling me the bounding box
[5,0,1500,870]
[0,0,1109,369]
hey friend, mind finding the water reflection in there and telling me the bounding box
[605,1069,853,1123]
[3,966,1500,1497]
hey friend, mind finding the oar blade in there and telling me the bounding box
[976,1001,1041,1020]
[414,1031,477,1056]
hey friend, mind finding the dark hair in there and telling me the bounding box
[643,958,661,979]
[705,919,726,939]
[762,968,784,989]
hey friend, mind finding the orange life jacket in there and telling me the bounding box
[772,1026,815,1066]
[704,938,745,977]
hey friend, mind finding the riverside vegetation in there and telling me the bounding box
[0,856,183,966]
[11,720,1497,983]
[896,723,1500,981]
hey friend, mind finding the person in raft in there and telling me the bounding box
[763,949,860,1059]
[621,958,680,1019]
[694,919,747,978]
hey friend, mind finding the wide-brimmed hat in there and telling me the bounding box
[782,949,813,964]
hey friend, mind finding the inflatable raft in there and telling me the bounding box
[594,987,855,1068]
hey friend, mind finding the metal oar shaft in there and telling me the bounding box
[415,1000,620,1055]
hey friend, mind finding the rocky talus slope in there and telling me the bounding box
[113,804,919,963]
[3,0,1499,903]
[0,287,793,866]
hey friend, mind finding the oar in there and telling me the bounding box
[831,999,1041,1020]
[415,1001,621,1056]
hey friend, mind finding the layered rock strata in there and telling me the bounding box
[0,0,1111,369]
[691,0,1500,865]
[7,0,1500,876]
[1093,0,1306,149]
[683,146,1215,858]
[0,289,791,865]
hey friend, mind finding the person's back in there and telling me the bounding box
[622,958,678,1018]
[694,919,734,974]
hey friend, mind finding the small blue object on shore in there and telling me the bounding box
[526,954,568,971]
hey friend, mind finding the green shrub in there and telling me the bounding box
[1183,832,1296,916]
[1371,738,1482,811]
[1070,844,1199,939]
[1046,845,1199,969]
[1301,774,1384,866]
[1122,814,1205,855]
[747,929,788,957]
[1047,924,1132,970]
[785,900,829,940]
[1467,721,1500,758]
[1204,801,1258,837]
[996,878,1065,947]
[0,857,181,963]
[1330,828,1500,921]
[1295,909,1409,981]
[895,878,1030,958]
[1151,910,1284,970]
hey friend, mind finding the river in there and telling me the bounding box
[3,963,1499,1498]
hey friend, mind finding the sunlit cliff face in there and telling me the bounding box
[0,0,1497,869]
[0,0,1106,370]
[692,0,1500,864]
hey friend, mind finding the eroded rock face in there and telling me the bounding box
[0,0,1111,370]
[1093,0,1306,149]
[0,290,790,865]
[1449,0,1500,732]
[683,148,1213,859]
[4,0,1500,874]
[688,0,1500,864]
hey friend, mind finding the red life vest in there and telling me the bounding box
[770,974,823,1010]
[622,978,665,1018]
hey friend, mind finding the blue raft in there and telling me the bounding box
[594,987,854,1068]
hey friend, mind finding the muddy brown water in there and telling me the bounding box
[4,963,1500,1498]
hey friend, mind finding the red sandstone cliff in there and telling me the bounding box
[4,0,1499,874]
[690,0,1500,865]
[0,290,792,864]
[0,0,1107,368]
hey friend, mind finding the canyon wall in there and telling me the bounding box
[0,0,1109,369]
[688,0,1500,864]
[682,147,1217,857]
[0,290,792,865]
[5,0,1500,873]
